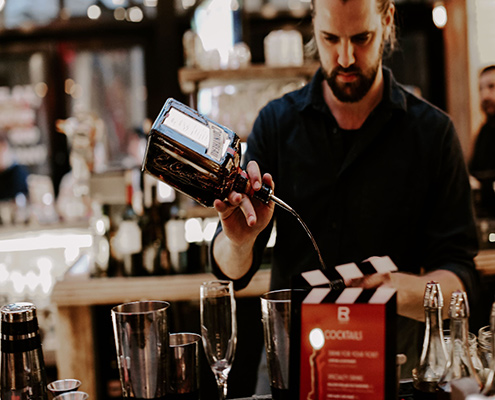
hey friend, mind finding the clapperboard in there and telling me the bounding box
[289,256,398,400]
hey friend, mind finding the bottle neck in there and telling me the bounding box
[425,307,444,340]
[449,317,470,347]
[126,183,133,207]
[233,169,272,204]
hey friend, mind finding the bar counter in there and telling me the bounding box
[50,250,495,400]
[51,269,271,400]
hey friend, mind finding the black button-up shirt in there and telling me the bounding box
[210,67,480,376]
[212,67,479,296]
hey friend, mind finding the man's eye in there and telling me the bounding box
[324,35,339,44]
[352,34,372,45]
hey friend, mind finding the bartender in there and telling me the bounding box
[209,0,480,380]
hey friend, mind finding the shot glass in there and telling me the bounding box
[53,392,89,400]
[47,379,81,398]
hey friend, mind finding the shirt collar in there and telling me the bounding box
[295,65,408,114]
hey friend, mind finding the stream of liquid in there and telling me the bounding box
[269,194,327,272]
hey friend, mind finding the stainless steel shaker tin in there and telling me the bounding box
[1,302,48,400]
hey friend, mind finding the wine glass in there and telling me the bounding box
[200,280,237,400]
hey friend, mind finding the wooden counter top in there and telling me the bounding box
[51,269,271,307]
[51,248,495,308]
[51,269,270,400]
[50,250,495,400]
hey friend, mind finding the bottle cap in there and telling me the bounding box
[1,302,37,323]
[423,281,443,309]
[448,290,470,319]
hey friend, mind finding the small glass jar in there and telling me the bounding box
[478,325,492,379]
[444,330,485,382]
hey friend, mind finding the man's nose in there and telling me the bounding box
[338,40,355,68]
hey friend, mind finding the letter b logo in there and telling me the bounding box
[337,306,350,322]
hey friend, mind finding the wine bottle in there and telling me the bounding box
[437,290,482,397]
[141,181,172,275]
[114,170,147,277]
[412,281,449,398]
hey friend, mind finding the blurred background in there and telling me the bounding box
[0,0,493,398]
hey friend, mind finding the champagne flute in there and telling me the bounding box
[200,280,237,400]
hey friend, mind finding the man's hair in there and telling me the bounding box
[480,65,495,77]
[305,0,397,59]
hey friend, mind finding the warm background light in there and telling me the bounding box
[432,3,447,29]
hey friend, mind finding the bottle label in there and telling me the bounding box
[206,121,229,161]
[162,107,228,162]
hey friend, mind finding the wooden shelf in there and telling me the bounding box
[178,62,319,94]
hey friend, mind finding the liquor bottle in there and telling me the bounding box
[1,302,48,400]
[104,203,125,278]
[165,206,189,274]
[113,170,147,277]
[141,182,172,275]
[142,98,335,277]
[412,281,449,397]
[142,97,275,208]
[437,290,483,397]
[481,301,495,396]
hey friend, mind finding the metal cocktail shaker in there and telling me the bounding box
[1,302,48,400]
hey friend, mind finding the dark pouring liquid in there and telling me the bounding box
[269,195,327,272]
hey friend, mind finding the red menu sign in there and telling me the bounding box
[295,288,397,400]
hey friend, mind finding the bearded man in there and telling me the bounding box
[210,0,480,380]
[470,65,495,217]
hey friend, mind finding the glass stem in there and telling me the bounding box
[217,378,227,400]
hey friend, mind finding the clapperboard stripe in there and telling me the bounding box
[301,256,398,304]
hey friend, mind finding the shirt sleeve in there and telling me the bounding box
[208,103,278,291]
[424,118,480,307]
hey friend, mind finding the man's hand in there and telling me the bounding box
[211,160,275,280]
[213,160,275,246]
[345,272,392,289]
[346,270,465,321]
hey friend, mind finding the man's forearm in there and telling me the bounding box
[212,231,256,280]
[388,269,466,321]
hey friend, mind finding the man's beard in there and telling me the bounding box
[321,38,384,103]
[323,62,380,103]
[481,99,495,119]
